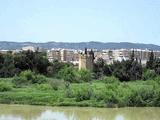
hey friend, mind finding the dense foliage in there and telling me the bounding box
[0,76,160,107]
[93,57,143,81]
[0,51,50,77]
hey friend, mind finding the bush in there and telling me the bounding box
[127,87,155,107]
[13,70,48,87]
[12,76,28,87]
[143,70,157,80]
[75,85,93,102]
[65,88,74,98]
[33,74,47,84]
[35,84,52,91]
[103,84,120,107]
[49,79,64,90]
[19,70,35,81]
[77,69,92,82]
[0,81,12,92]
[102,76,120,84]
[57,66,77,82]
[153,76,160,84]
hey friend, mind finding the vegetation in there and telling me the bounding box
[0,81,13,92]
[0,50,160,107]
[0,76,160,107]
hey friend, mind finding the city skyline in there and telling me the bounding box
[0,0,160,45]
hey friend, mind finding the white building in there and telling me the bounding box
[22,46,37,52]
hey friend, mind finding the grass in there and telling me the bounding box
[0,76,160,107]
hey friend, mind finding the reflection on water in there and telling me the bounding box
[0,104,160,120]
[115,115,124,120]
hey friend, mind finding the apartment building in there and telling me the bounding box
[47,48,79,65]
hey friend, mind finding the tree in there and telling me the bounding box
[113,60,130,81]
[146,50,155,69]
[0,53,4,69]
[0,53,16,77]
[112,59,142,81]
[129,61,142,80]
[47,60,68,77]
[130,50,135,62]
[14,51,50,75]
[13,52,27,71]
[93,58,105,79]
[154,58,160,75]
[33,52,50,74]
[103,64,112,76]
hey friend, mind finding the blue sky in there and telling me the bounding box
[0,0,160,45]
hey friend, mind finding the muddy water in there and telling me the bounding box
[0,104,160,120]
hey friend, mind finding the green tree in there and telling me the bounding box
[146,50,155,69]
[130,50,135,62]
[103,64,113,76]
[0,53,4,69]
[154,58,160,75]
[0,53,16,77]
[112,59,142,81]
[14,51,49,75]
[93,58,105,79]
[47,60,66,77]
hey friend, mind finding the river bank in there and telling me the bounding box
[0,76,160,108]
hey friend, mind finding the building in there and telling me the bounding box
[79,48,94,71]
[47,47,160,66]
[0,50,9,54]
[93,49,160,65]
[47,49,61,62]
[47,48,79,65]
[61,49,74,62]
[22,46,38,52]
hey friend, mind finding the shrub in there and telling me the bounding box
[19,70,35,81]
[75,85,93,101]
[57,66,77,82]
[35,84,52,91]
[127,87,155,107]
[13,70,48,87]
[77,69,92,82]
[0,81,12,92]
[12,76,28,87]
[65,88,74,98]
[102,76,120,84]
[49,79,64,90]
[143,70,157,80]
[92,90,106,101]
[153,76,160,84]
[33,74,47,84]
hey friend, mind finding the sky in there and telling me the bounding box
[0,0,160,45]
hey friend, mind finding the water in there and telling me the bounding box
[0,104,160,120]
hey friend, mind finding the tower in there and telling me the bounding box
[79,48,94,71]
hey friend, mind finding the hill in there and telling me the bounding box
[0,41,160,50]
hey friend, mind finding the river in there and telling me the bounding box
[0,104,160,120]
